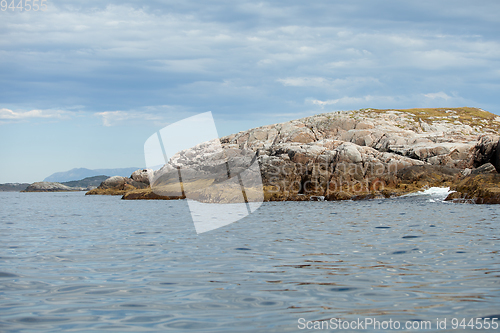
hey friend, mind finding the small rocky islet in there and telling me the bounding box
[50,108,500,203]
[21,175,110,192]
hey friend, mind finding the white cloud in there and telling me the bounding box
[95,111,163,127]
[423,92,452,100]
[277,77,327,87]
[305,92,475,112]
[0,108,70,120]
[94,105,192,127]
[308,95,393,107]
[277,77,380,89]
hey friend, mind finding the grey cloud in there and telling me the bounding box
[1,0,499,125]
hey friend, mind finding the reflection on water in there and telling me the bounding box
[0,191,499,332]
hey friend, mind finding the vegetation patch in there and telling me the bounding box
[360,107,500,132]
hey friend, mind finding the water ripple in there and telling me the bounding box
[0,192,499,332]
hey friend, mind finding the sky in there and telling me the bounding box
[1,0,499,183]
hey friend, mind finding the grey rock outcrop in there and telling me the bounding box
[222,109,500,170]
[97,175,148,190]
[144,108,500,201]
[131,169,153,185]
[100,176,129,189]
[86,170,152,195]
[470,162,497,175]
[470,135,500,168]
[23,182,85,192]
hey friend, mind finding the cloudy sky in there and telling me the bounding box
[1,0,499,183]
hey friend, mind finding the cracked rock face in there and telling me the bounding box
[471,135,500,169]
[217,108,499,199]
[153,108,499,199]
[221,108,499,171]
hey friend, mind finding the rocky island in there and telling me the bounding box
[23,182,86,192]
[87,107,500,203]
[22,175,110,192]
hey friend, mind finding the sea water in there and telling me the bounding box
[1,191,499,332]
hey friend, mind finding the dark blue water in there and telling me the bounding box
[1,191,499,332]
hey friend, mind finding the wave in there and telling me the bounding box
[402,187,454,202]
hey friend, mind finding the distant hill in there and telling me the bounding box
[0,183,30,192]
[44,167,140,182]
[61,175,110,189]
[22,175,111,192]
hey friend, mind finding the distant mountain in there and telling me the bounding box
[0,183,30,192]
[22,175,112,192]
[44,167,140,182]
[61,175,110,189]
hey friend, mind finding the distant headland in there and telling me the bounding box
[44,167,141,183]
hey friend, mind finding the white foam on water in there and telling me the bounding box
[421,187,454,197]
[403,187,455,201]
